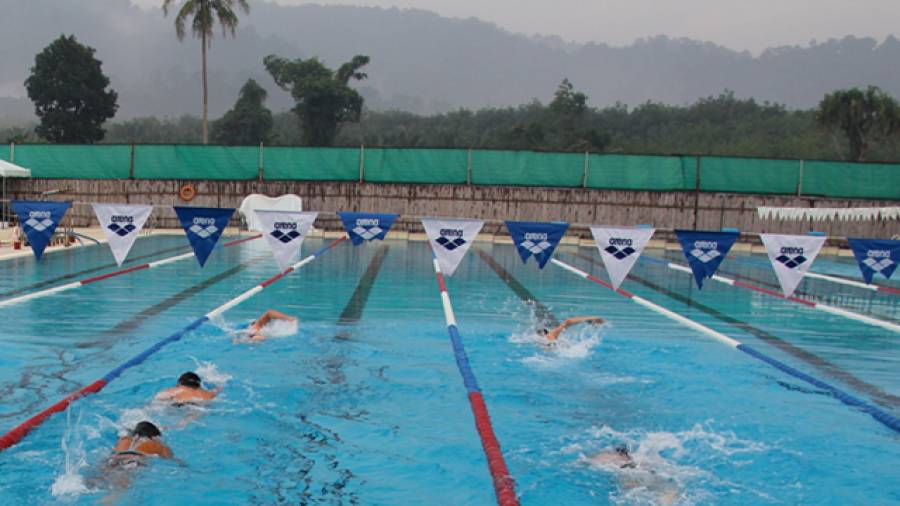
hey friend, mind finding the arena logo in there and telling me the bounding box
[189,216,219,239]
[520,232,551,255]
[776,246,807,269]
[270,221,301,243]
[436,229,466,251]
[107,215,137,237]
[690,240,721,263]
[352,218,383,240]
[863,249,894,272]
[24,210,55,232]
[605,237,636,260]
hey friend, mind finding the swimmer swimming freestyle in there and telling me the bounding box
[155,371,222,405]
[537,316,606,342]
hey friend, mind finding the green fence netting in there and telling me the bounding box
[587,154,693,191]
[802,160,898,199]
[11,144,131,178]
[264,147,359,181]
[699,156,800,194]
[4,144,899,199]
[472,150,584,187]
[134,145,258,180]
[364,148,467,184]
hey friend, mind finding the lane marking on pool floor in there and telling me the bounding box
[429,254,519,506]
[0,234,262,308]
[637,252,900,334]
[571,252,900,409]
[549,256,900,434]
[0,236,347,452]
[475,249,560,328]
[337,245,390,330]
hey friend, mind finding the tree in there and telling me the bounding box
[211,79,273,145]
[163,0,250,145]
[24,35,118,143]
[549,78,588,117]
[264,54,369,146]
[816,86,900,161]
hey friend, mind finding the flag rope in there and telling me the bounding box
[0,236,347,452]
[550,257,900,434]
[429,253,519,506]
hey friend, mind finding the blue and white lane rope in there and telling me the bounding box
[429,254,519,506]
[0,236,347,451]
[550,257,900,434]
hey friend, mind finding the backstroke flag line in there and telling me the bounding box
[92,203,153,266]
[174,206,235,267]
[847,238,900,284]
[339,212,399,245]
[506,221,569,268]
[421,217,484,277]
[591,226,655,290]
[760,233,826,297]
[675,229,740,289]
[255,210,318,270]
[11,200,71,260]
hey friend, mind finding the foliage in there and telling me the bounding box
[816,86,900,161]
[104,116,204,144]
[162,0,250,144]
[24,35,118,143]
[264,54,369,146]
[211,79,274,145]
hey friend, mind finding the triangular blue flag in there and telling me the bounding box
[174,206,235,266]
[338,212,399,245]
[848,238,900,284]
[505,221,569,269]
[675,229,739,289]
[11,200,71,260]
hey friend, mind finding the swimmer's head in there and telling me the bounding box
[614,445,630,458]
[537,328,549,337]
[177,371,202,389]
[132,421,161,439]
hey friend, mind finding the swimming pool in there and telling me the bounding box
[1,235,898,504]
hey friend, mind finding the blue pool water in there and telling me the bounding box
[0,235,899,504]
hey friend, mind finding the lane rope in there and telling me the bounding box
[549,257,900,434]
[0,236,346,451]
[429,254,519,506]
[0,234,262,308]
[637,254,900,334]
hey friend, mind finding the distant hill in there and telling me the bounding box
[1,0,898,122]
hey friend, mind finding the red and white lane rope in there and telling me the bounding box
[0,234,262,308]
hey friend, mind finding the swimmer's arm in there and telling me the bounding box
[157,443,174,459]
[546,317,604,341]
[264,310,295,323]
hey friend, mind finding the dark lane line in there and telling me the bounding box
[475,249,560,327]
[337,245,390,328]
[571,251,900,409]
[0,243,187,298]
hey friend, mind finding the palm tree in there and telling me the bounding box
[162,0,250,144]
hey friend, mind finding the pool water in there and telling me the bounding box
[0,235,898,505]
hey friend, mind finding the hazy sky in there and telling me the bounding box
[131,0,898,53]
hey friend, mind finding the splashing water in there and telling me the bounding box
[191,358,233,385]
[50,408,92,497]
[259,318,299,338]
[562,422,771,505]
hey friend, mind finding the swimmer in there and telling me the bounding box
[587,445,680,505]
[246,309,297,342]
[97,422,175,501]
[155,372,222,405]
[538,316,605,342]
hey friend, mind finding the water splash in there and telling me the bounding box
[50,408,93,497]
[259,319,299,338]
[191,358,233,385]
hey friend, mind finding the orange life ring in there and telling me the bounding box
[179,183,197,201]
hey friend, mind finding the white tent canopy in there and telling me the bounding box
[0,159,31,178]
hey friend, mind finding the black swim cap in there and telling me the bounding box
[177,372,202,389]
[537,328,549,336]
[615,445,630,457]
[132,421,161,439]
